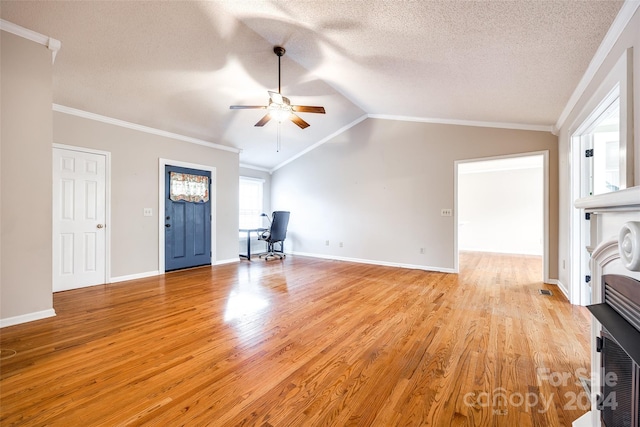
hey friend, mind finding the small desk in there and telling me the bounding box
[239,228,267,260]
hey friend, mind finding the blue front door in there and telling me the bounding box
[165,165,211,271]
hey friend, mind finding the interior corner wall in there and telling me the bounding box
[271,118,559,276]
[53,112,240,278]
[556,7,640,301]
[1,32,54,322]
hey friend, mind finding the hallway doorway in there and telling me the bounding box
[456,152,548,281]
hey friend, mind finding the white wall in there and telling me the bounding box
[557,6,640,302]
[458,157,543,255]
[53,112,240,278]
[1,32,54,324]
[272,118,558,274]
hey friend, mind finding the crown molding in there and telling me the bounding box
[270,112,553,173]
[240,163,272,173]
[53,104,241,154]
[555,0,640,131]
[368,114,554,133]
[0,19,61,64]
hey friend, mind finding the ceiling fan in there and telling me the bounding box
[230,46,325,129]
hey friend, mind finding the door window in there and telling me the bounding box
[169,172,209,202]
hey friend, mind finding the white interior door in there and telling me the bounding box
[53,147,106,291]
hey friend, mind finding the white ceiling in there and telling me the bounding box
[1,1,625,170]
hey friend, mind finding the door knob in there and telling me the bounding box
[96,224,104,229]
[165,224,171,228]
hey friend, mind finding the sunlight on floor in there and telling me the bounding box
[223,289,270,322]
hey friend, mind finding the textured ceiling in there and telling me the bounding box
[0,1,624,170]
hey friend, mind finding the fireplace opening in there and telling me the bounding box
[599,330,638,426]
[587,274,640,427]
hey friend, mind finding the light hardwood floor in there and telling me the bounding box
[1,252,591,426]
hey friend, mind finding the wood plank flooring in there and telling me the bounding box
[1,252,591,426]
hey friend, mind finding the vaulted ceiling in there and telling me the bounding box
[1,1,624,170]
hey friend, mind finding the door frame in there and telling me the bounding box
[567,49,632,305]
[454,150,550,283]
[158,158,216,273]
[53,143,112,286]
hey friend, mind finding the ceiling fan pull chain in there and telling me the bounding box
[277,123,281,152]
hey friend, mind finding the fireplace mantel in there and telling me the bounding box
[575,186,640,212]
[573,186,640,427]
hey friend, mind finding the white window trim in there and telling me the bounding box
[239,176,265,232]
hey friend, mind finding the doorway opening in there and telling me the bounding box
[455,152,548,282]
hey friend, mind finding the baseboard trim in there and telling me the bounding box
[110,261,238,282]
[215,258,239,266]
[1,308,56,328]
[291,252,456,273]
[552,279,570,301]
[571,409,598,427]
[545,278,570,301]
[110,270,160,283]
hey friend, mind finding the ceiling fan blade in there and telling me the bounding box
[268,91,284,105]
[230,105,267,109]
[255,113,272,127]
[292,105,326,114]
[290,113,310,129]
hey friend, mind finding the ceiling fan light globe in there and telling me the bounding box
[270,108,291,122]
[269,91,284,105]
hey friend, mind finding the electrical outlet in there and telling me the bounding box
[441,208,452,216]
[420,248,425,254]
[325,240,330,246]
[339,242,343,248]
[143,208,153,217]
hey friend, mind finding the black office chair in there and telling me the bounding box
[258,211,290,260]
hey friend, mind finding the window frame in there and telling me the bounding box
[239,176,265,231]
